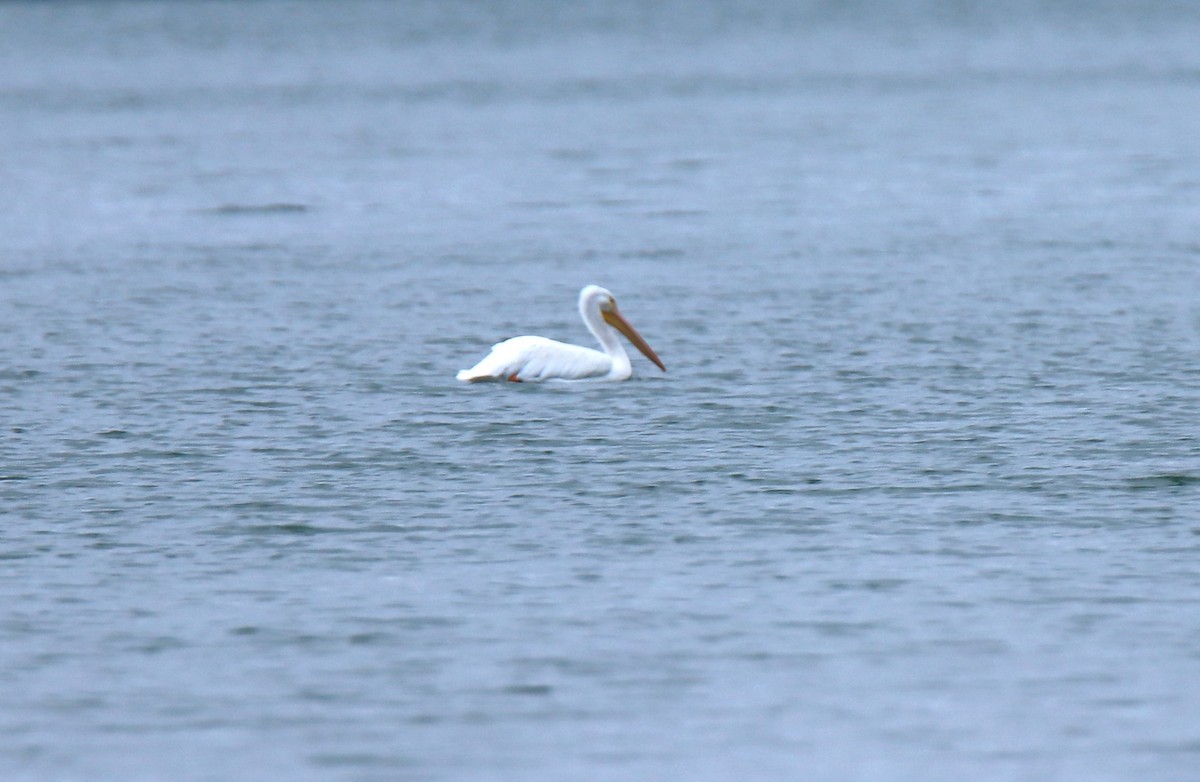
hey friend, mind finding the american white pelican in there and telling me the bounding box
[457,285,666,383]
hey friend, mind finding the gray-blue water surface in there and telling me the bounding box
[3,1,1200,780]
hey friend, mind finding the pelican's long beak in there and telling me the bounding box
[603,308,666,372]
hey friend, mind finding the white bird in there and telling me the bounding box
[457,285,666,383]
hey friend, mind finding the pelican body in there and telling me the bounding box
[457,285,666,383]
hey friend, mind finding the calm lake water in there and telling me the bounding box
[2,1,1200,780]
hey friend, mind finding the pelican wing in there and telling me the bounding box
[456,336,613,383]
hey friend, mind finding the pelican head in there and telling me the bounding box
[580,285,666,372]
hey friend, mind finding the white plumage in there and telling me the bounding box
[457,285,666,383]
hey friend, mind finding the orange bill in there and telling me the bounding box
[603,307,666,371]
